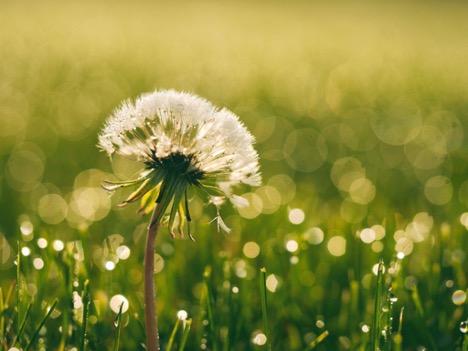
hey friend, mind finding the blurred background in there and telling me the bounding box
[0,1,467,350]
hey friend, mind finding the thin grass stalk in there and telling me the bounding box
[16,241,21,336]
[2,271,17,351]
[178,319,192,351]
[260,268,272,351]
[11,301,32,347]
[221,260,231,351]
[0,287,4,350]
[392,307,404,351]
[4,281,15,311]
[113,302,124,351]
[303,330,329,350]
[58,252,73,351]
[462,330,468,351]
[79,280,90,351]
[166,317,181,351]
[203,266,218,351]
[25,298,58,350]
[384,291,393,351]
[371,259,384,351]
[411,286,437,350]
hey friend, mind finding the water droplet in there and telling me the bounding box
[460,321,467,334]
[382,306,389,313]
[389,293,398,303]
[114,314,120,327]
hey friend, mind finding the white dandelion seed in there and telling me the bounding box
[98,89,261,239]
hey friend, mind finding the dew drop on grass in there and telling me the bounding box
[389,293,398,303]
[460,321,467,333]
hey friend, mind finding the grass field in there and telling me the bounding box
[1,1,467,350]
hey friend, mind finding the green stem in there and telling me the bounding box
[26,299,58,350]
[260,268,272,351]
[145,200,167,351]
[79,280,90,351]
[372,260,384,351]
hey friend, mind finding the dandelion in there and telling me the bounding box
[98,89,260,351]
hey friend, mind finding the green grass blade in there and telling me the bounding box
[113,302,124,351]
[397,307,404,335]
[178,318,192,351]
[392,307,404,351]
[303,330,329,350]
[462,329,468,351]
[16,241,21,336]
[260,267,272,351]
[203,266,218,351]
[11,301,32,347]
[25,298,58,350]
[166,317,181,351]
[371,259,384,351]
[79,279,90,351]
[0,287,4,350]
[4,280,15,310]
[410,286,437,350]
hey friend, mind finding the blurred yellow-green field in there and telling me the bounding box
[1,1,467,350]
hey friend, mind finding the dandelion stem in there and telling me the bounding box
[144,201,166,351]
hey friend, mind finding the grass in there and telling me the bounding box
[1,0,468,350]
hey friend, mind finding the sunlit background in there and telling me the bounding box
[1,1,467,350]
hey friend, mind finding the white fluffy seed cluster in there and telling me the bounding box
[99,89,261,197]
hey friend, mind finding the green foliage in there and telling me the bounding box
[1,1,468,350]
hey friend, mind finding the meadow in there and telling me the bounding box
[0,1,467,350]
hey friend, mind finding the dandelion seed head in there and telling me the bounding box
[99,90,259,187]
[98,89,260,235]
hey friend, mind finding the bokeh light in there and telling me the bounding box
[302,227,324,245]
[451,290,466,306]
[283,129,327,172]
[424,176,453,205]
[288,208,305,225]
[266,274,280,293]
[252,332,267,346]
[109,294,129,314]
[177,310,188,320]
[243,241,260,259]
[327,236,346,257]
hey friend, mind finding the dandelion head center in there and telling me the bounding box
[146,151,204,185]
